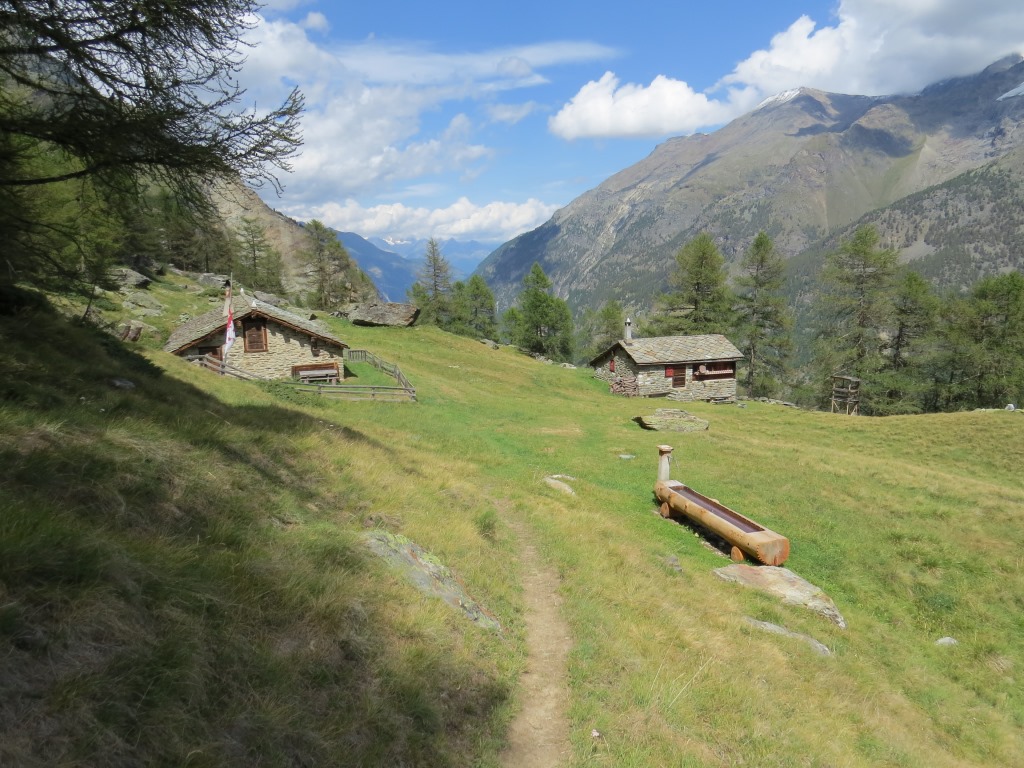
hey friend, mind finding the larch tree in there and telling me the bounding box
[505,263,573,361]
[234,217,283,292]
[646,233,733,336]
[814,225,898,412]
[0,0,303,299]
[408,238,453,326]
[734,232,792,397]
[302,220,353,309]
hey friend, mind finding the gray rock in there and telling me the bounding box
[619,454,636,460]
[743,617,832,656]
[253,291,285,307]
[363,532,500,631]
[543,476,576,495]
[714,564,847,628]
[480,339,500,349]
[633,408,710,432]
[935,636,958,646]
[122,291,164,311]
[111,268,151,290]
[560,362,577,369]
[197,273,231,289]
[348,302,420,327]
[108,378,136,390]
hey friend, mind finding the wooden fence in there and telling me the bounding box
[186,351,416,402]
[344,348,415,392]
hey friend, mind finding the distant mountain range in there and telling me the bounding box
[335,233,499,302]
[476,54,1024,312]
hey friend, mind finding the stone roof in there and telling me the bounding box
[592,334,743,366]
[164,295,347,354]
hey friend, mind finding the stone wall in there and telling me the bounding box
[593,353,736,400]
[225,322,343,379]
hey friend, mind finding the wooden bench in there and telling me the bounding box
[292,361,341,384]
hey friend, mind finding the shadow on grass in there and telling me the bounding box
[0,305,508,767]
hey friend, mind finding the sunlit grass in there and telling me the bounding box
[3,279,1023,766]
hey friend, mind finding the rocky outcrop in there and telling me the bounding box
[743,617,832,656]
[714,564,847,628]
[345,302,420,327]
[363,532,500,631]
[633,408,710,432]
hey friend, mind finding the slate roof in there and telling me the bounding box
[164,295,347,354]
[591,334,743,366]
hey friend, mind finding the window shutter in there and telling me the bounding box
[665,366,674,378]
[609,358,616,372]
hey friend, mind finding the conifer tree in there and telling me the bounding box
[504,263,573,361]
[448,274,497,339]
[646,233,733,336]
[813,225,897,412]
[735,232,792,397]
[235,217,283,292]
[408,238,453,326]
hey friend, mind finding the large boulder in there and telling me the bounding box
[714,564,847,628]
[347,302,420,327]
[633,408,710,432]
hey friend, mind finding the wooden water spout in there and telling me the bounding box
[654,447,789,566]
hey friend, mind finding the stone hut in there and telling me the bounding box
[590,320,743,401]
[164,295,348,380]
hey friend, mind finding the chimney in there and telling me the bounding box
[624,317,633,343]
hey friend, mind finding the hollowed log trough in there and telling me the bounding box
[654,480,790,566]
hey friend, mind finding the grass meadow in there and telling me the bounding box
[1,277,1022,766]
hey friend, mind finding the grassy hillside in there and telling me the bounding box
[2,278,1022,766]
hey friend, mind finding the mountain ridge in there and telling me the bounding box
[476,55,1024,312]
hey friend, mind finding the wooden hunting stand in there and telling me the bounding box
[830,375,861,415]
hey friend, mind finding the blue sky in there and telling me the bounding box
[240,0,1024,243]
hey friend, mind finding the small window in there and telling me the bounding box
[243,319,267,353]
[609,358,616,373]
[672,369,686,387]
[664,366,674,378]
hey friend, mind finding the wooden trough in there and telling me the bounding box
[653,446,789,565]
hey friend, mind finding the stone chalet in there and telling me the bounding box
[164,296,348,380]
[590,322,743,401]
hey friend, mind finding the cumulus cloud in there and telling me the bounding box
[289,197,561,242]
[551,0,1024,140]
[549,72,752,139]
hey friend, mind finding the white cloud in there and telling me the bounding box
[549,72,753,139]
[551,0,1024,140]
[239,17,613,209]
[299,12,329,33]
[289,197,561,242]
[487,101,540,125]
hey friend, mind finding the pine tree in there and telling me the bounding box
[735,232,792,397]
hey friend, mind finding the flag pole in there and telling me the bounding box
[221,276,235,373]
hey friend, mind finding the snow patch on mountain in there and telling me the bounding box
[997,81,1024,101]
[756,89,801,110]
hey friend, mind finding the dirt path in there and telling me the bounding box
[500,520,572,768]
